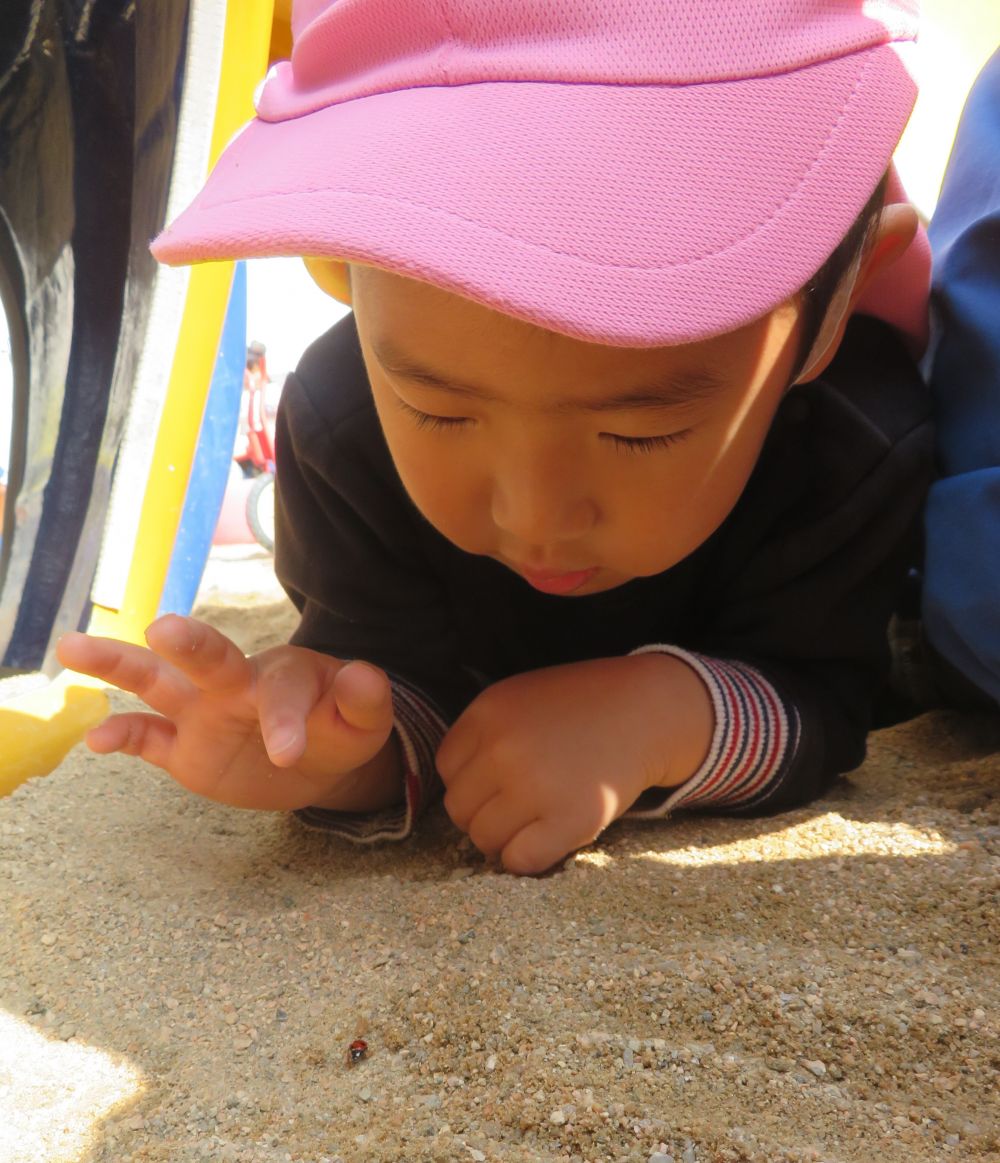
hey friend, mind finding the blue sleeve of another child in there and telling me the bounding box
[923,48,1000,703]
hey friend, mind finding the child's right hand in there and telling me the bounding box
[56,615,399,812]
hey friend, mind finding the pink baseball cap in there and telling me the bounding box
[152,0,923,347]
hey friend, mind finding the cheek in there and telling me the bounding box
[382,424,488,546]
[612,437,757,575]
[616,480,717,574]
[656,398,781,552]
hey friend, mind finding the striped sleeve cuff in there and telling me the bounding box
[625,645,800,817]
[293,680,448,843]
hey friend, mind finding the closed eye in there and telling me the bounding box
[395,395,690,452]
[603,430,691,454]
[394,398,471,432]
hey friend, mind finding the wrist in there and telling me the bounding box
[626,652,714,790]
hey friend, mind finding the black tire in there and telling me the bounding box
[246,472,275,553]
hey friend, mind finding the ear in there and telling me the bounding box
[793,203,919,384]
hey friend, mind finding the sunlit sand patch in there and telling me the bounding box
[632,814,957,867]
[575,850,615,869]
[0,1011,144,1163]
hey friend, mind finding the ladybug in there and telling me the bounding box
[348,1038,368,1065]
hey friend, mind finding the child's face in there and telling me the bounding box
[351,264,803,596]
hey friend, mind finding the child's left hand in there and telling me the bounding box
[435,653,713,874]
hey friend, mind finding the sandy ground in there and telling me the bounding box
[1,549,998,1163]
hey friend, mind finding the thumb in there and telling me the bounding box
[333,661,394,734]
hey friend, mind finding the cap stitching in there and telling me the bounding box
[186,50,882,273]
[435,0,456,83]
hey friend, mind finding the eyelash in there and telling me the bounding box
[605,431,691,455]
[395,399,691,454]
[397,400,469,433]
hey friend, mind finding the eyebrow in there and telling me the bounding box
[372,341,727,413]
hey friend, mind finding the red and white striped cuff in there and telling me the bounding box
[293,680,448,843]
[626,645,799,817]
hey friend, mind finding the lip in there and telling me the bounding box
[518,566,599,595]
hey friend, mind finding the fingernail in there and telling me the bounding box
[269,728,299,757]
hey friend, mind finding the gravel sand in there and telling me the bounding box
[2,551,998,1163]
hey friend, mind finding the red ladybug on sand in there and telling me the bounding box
[347,1038,368,1065]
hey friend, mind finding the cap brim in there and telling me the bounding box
[152,43,917,346]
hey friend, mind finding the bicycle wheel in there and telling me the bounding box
[246,471,275,553]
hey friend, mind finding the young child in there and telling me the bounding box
[236,340,276,477]
[59,0,934,875]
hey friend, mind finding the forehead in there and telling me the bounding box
[350,263,799,406]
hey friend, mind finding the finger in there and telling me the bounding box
[253,650,326,765]
[86,713,177,770]
[144,615,253,695]
[465,793,523,861]
[501,818,581,877]
[434,718,479,784]
[331,661,393,735]
[442,775,499,832]
[57,632,196,718]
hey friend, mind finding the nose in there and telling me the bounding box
[490,451,597,548]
